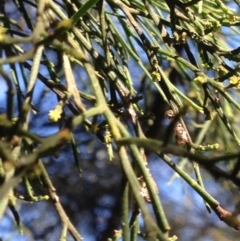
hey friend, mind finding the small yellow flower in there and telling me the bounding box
[229,75,240,85]
[151,71,161,82]
[193,76,206,84]
[48,105,63,122]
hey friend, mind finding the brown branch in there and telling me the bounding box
[214,205,240,231]
[39,161,83,241]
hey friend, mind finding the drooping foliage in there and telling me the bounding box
[1,0,240,240]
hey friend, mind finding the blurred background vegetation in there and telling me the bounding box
[1,0,240,240]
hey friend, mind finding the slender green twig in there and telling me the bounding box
[122,181,130,241]
[114,119,170,233]
[63,52,85,112]
[116,138,220,205]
